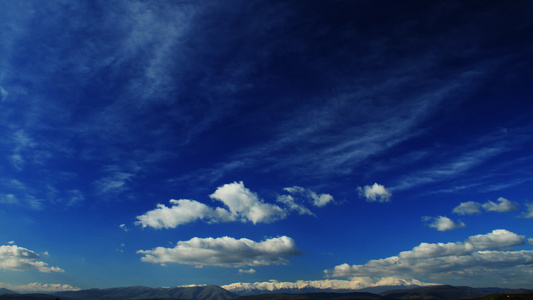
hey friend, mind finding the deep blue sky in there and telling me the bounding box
[1,0,533,292]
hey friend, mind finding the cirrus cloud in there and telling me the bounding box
[137,236,301,268]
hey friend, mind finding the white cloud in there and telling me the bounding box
[358,183,391,202]
[325,230,529,283]
[0,282,79,293]
[95,171,134,194]
[119,224,129,232]
[482,197,519,213]
[136,181,290,229]
[135,199,235,229]
[238,268,256,274]
[453,201,482,215]
[523,203,533,219]
[0,245,64,273]
[276,195,315,216]
[423,216,465,231]
[209,181,287,224]
[137,236,301,268]
[283,186,335,207]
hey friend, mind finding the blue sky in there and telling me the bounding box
[1,0,533,292]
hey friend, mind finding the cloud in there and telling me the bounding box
[210,182,287,224]
[95,171,135,195]
[453,197,519,216]
[358,183,392,202]
[119,224,129,232]
[325,229,529,282]
[283,186,335,207]
[423,216,465,231]
[137,236,301,267]
[452,201,482,215]
[135,199,235,229]
[276,195,315,216]
[0,282,79,293]
[523,203,533,219]
[136,181,294,229]
[482,197,519,213]
[238,268,256,274]
[0,244,64,273]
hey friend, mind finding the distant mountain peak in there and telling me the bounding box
[222,278,435,295]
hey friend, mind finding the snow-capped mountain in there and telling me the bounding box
[222,278,435,295]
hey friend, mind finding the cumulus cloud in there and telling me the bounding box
[136,182,295,229]
[423,216,465,231]
[482,197,519,213]
[0,245,64,273]
[137,236,301,267]
[453,197,519,216]
[453,201,482,215]
[210,182,287,224]
[1,282,80,293]
[358,183,391,202]
[283,186,335,207]
[238,268,256,274]
[325,229,529,282]
[136,199,235,229]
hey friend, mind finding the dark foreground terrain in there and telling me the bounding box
[1,284,532,300]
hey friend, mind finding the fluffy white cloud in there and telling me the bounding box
[137,182,313,229]
[283,186,335,207]
[453,201,482,215]
[0,282,80,293]
[0,245,64,273]
[358,183,391,202]
[325,230,530,282]
[483,197,519,213]
[210,182,287,224]
[423,216,465,231]
[137,236,301,267]
[453,197,519,216]
[135,199,235,229]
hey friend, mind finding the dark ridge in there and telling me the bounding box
[0,289,18,296]
[54,285,236,300]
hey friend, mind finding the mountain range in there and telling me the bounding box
[221,279,430,296]
[0,284,532,300]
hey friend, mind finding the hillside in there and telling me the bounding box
[54,285,236,300]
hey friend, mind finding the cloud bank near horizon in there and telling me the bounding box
[325,229,533,285]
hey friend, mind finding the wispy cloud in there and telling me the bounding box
[283,186,335,207]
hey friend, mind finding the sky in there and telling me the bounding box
[1,0,533,293]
